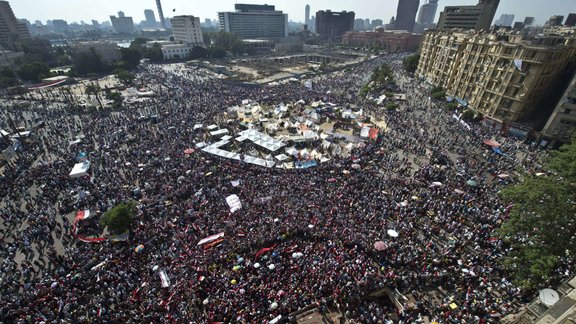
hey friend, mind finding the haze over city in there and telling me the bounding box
[11,0,575,25]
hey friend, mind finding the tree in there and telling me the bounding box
[85,83,103,109]
[189,45,208,60]
[72,48,109,75]
[120,47,142,69]
[460,110,475,121]
[106,91,123,108]
[114,68,135,85]
[99,202,135,235]
[499,136,576,289]
[403,53,420,74]
[144,43,164,63]
[207,47,227,59]
[17,61,50,82]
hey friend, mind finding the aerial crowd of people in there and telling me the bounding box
[0,52,564,323]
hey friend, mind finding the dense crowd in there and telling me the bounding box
[0,53,563,323]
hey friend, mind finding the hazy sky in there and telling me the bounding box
[10,0,575,26]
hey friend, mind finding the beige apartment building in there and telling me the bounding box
[417,30,576,123]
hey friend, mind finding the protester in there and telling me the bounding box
[0,54,559,323]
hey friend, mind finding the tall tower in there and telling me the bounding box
[417,0,438,25]
[156,0,166,29]
[394,0,420,32]
[305,4,310,27]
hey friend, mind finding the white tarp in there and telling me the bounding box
[70,161,90,178]
[225,194,242,213]
[360,126,370,138]
[197,232,225,245]
[159,270,171,287]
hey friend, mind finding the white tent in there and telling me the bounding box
[225,194,242,213]
[70,161,90,178]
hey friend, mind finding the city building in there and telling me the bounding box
[437,0,500,31]
[565,13,576,27]
[315,10,355,38]
[305,4,310,28]
[495,14,515,27]
[0,50,24,67]
[394,0,419,32]
[71,41,121,64]
[512,22,525,30]
[354,19,366,31]
[546,15,564,27]
[0,0,32,52]
[170,15,203,44]
[110,14,135,34]
[144,9,157,27]
[218,4,288,39]
[524,17,535,26]
[417,30,576,123]
[542,71,576,143]
[309,15,316,32]
[161,43,193,60]
[156,0,166,29]
[118,11,125,18]
[371,19,384,28]
[51,19,69,33]
[343,28,422,52]
[417,0,438,25]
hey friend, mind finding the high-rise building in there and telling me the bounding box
[542,71,576,143]
[305,4,310,27]
[170,15,203,44]
[417,30,576,123]
[144,9,157,27]
[118,11,125,18]
[0,0,34,51]
[316,10,355,38]
[371,19,383,28]
[417,0,438,25]
[110,15,135,34]
[354,19,365,31]
[564,14,576,27]
[437,0,500,31]
[394,0,419,32]
[495,14,515,27]
[218,4,288,39]
[545,15,564,27]
[310,15,316,32]
[156,0,166,29]
[523,17,535,26]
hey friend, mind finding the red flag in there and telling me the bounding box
[255,244,277,259]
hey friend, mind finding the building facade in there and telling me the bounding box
[524,17,535,26]
[417,30,576,123]
[394,0,419,32]
[343,29,422,52]
[417,0,438,25]
[170,15,203,44]
[72,41,121,64]
[218,4,288,39]
[305,4,310,28]
[315,10,355,38]
[110,15,135,34]
[0,0,31,51]
[161,43,193,60]
[437,0,500,31]
[542,71,576,142]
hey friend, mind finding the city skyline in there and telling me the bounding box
[10,0,576,26]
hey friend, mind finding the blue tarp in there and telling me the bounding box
[492,147,504,156]
[295,160,318,169]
